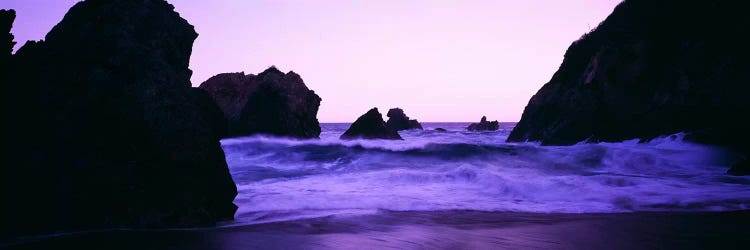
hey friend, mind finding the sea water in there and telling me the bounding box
[221,123,750,226]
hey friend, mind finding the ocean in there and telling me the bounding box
[221,122,750,227]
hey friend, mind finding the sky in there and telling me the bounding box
[3,0,621,122]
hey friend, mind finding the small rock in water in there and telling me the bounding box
[467,116,499,131]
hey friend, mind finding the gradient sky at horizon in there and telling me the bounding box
[4,0,621,122]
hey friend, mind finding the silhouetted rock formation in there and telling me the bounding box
[0,9,14,68]
[199,66,321,138]
[341,108,402,140]
[508,0,750,155]
[467,116,499,131]
[385,108,422,131]
[0,0,237,236]
[435,128,447,132]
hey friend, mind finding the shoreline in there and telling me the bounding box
[4,210,749,249]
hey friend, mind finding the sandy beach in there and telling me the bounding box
[4,210,749,250]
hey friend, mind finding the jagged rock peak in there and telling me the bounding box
[2,0,237,235]
[1,9,16,59]
[341,108,403,140]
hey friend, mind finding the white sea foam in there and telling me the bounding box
[222,123,750,225]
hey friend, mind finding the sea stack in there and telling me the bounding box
[199,66,322,139]
[385,108,423,131]
[1,0,237,236]
[508,0,750,152]
[341,108,402,140]
[467,116,499,131]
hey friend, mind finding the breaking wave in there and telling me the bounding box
[221,123,750,225]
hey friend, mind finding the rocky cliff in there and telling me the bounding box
[508,0,750,151]
[0,9,14,70]
[1,0,237,236]
[199,66,321,138]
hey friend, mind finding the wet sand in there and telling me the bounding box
[3,210,749,249]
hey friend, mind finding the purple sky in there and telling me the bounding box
[4,0,621,122]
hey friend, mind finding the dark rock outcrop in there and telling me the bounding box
[385,108,423,131]
[199,66,321,138]
[728,159,750,176]
[467,116,499,131]
[508,0,750,151]
[1,9,14,62]
[435,128,447,132]
[341,108,402,140]
[1,0,237,236]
